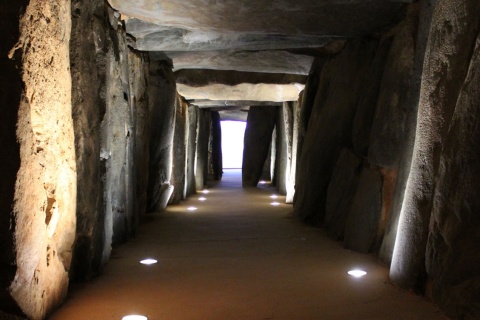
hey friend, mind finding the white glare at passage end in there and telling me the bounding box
[140,259,157,265]
[348,270,367,278]
[122,315,148,320]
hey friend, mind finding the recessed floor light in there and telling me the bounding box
[140,259,157,265]
[198,197,207,201]
[122,315,148,320]
[348,270,367,278]
[270,195,278,199]
[202,190,210,194]
[270,202,280,206]
[187,206,197,211]
[259,180,267,185]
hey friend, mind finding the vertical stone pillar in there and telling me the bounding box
[211,111,223,180]
[242,106,277,187]
[0,1,25,315]
[195,109,211,190]
[8,1,77,318]
[146,60,176,212]
[390,0,480,292]
[170,96,188,204]
[70,0,107,281]
[185,105,199,196]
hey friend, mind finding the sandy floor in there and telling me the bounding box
[49,169,447,320]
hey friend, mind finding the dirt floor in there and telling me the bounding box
[49,169,447,320]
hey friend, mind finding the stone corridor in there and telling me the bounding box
[50,170,445,320]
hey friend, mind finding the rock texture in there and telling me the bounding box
[390,0,480,296]
[274,103,293,196]
[368,16,416,168]
[210,111,223,180]
[195,109,211,189]
[242,106,277,187]
[70,0,107,281]
[0,1,25,316]
[147,60,176,212]
[170,96,188,204]
[159,50,314,75]
[175,70,306,102]
[111,0,405,52]
[294,39,377,224]
[344,167,383,253]
[424,11,480,320]
[9,1,77,318]
[324,149,363,240]
[185,105,199,196]
[352,37,392,157]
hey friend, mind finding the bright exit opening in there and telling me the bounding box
[221,120,246,169]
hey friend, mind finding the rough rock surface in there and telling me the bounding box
[425,25,480,320]
[129,50,150,218]
[242,106,277,187]
[286,100,301,204]
[210,111,223,180]
[185,105,199,196]
[390,0,480,294]
[352,37,392,157]
[274,103,293,196]
[147,60,176,212]
[102,19,136,256]
[368,15,416,168]
[293,39,377,224]
[159,50,314,75]
[195,109,211,189]
[170,97,188,204]
[69,0,107,281]
[324,149,363,240]
[9,1,77,318]
[0,1,25,316]
[379,3,426,267]
[175,70,306,102]
[344,167,383,253]
[112,0,405,52]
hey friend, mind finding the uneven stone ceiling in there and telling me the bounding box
[108,0,408,115]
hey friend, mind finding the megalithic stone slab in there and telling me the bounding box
[344,166,383,253]
[242,106,277,187]
[324,148,363,240]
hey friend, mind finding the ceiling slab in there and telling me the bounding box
[150,50,314,74]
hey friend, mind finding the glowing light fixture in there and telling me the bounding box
[140,259,157,265]
[187,206,197,211]
[270,202,280,206]
[198,197,207,201]
[348,269,367,278]
[122,315,148,320]
[270,194,278,199]
[259,180,267,185]
[202,190,210,194]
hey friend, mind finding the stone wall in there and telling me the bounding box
[146,60,176,212]
[170,96,188,204]
[0,1,27,316]
[242,106,277,187]
[8,1,77,318]
[70,0,106,281]
[390,1,480,318]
